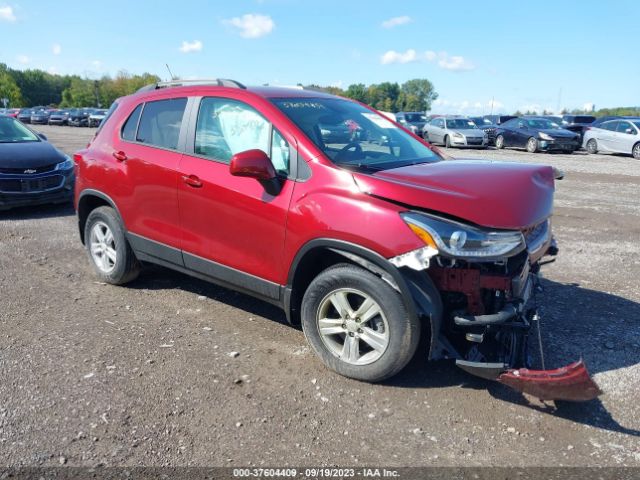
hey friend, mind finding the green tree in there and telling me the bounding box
[60,77,96,107]
[0,71,23,107]
[344,83,368,103]
[400,79,438,112]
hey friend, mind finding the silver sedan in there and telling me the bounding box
[422,117,488,148]
[583,118,640,159]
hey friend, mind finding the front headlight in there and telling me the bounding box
[539,132,554,141]
[55,155,74,171]
[401,212,526,260]
[452,132,463,139]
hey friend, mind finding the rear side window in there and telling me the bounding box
[121,104,142,141]
[136,98,187,150]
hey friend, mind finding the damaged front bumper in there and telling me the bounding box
[394,228,602,402]
[499,359,602,402]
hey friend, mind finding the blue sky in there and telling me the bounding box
[1,0,638,114]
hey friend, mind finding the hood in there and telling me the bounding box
[352,160,555,229]
[0,141,66,169]
[541,128,576,138]
[453,128,485,137]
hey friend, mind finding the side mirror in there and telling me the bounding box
[229,149,281,195]
[625,128,635,135]
[38,133,47,141]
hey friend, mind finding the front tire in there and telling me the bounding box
[495,135,505,149]
[526,137,539,153]
[633,142,640,160]
[444,135,451,148]
[586,138,598,154]
[301,264,420,382]
[84,206,140,285]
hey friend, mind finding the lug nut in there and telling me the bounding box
[348,332,354,337]
[342,324,347,329]
[357,328,363,333]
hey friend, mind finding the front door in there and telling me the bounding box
[177,96,296,297]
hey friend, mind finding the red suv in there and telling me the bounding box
[74,79,599,399]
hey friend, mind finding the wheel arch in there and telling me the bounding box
[284,238,442,358]
[77,189,123,244]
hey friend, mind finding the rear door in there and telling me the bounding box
[177,95,296,295]
[431,118,445,143]
[597,121,619,151]
[113,97,188,265]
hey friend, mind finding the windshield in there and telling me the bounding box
[0,116,40,143]
[446,119,477,129]
[525,118,558,129]
[271,97,440,171]
[471,117,492,126]
[405,113,426,123]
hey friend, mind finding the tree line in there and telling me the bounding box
[0,63,159,108]
[305,79,438,113]
[1,64,439,113]
[1,63,636,118]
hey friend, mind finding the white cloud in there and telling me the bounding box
[52,43,61,55]
[380,49,475,71]
[381,15,412,29]
[380,49,418,65]
[91,60,103,70]
[0,5,16,22]
[179,40,203,53]
[16,54,30,65]
[437,53,474,72]
[432,98,506,115]
[224,13,274,39]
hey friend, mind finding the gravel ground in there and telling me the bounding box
[0,125,638,468]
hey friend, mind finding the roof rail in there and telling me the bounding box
[136,78,246,93]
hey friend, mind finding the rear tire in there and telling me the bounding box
[586,138,598,154]
[526,137,539,153]
[633,142,640,160]
[84,206,140,285]
[495,135,505,149]
[301,264,420,382]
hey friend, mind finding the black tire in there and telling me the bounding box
[444,135,451,148]
[586,138,598,154]
[301,264,420,382]
[495,134,505,149]
[84,206,140,285]
[633,142,640,160]
[422,131,430,142]
[526,137,538,153]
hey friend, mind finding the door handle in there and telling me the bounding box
[182,174,203,188]
[113,151,128,162]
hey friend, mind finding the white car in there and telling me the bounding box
[422,116,488,148]
[88,109,108,128]
[583,118,640,159]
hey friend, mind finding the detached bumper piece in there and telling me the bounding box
[499,359,602,402]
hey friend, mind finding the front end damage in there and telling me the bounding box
[392,216,602,402]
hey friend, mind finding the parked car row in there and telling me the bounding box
[5,107,107,127]
[401,112,640,158]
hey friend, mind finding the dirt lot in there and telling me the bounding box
[1,125,639,468]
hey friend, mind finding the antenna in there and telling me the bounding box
[166,63,176,81]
